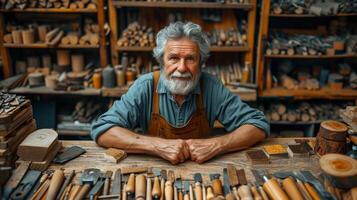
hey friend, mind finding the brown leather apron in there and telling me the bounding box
[147,71,211,139]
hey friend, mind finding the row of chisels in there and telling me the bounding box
[3,164,353,200]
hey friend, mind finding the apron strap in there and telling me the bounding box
[152,71,160,114]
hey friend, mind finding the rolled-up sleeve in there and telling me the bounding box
[206,76,270,136]
[91,75,152,141]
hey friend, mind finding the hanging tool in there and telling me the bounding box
[46,170,65,200]
[183,182,190,200]
[3,161,31,199]
[152,169,162,200]
[165,170,174,200]
[160,170,167,200]
[74,168,101,200]
[209,174,224,199]
[136,174,147,200]
[193,173,203,200]
[223,168,235,200]
[10,170,42,200]
[227,165,240,200]
[56,170,75,200]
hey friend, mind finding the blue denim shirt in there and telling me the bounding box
[91,72,270,141]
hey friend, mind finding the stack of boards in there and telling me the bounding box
[0,95,36,185]
[17,129,61,171]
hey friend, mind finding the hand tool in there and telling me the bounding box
[206,186,214,200]
[160,170,167,200]
[193,173,203,200]
[3,161,31,199]
[222,168,235,200]
[238,185,253,200]
[89,173,106,200]
[147,175,153,200]
[209,174,224,199]
[227,165,240,200]
[254,183,268,200]
[189,184,194,200]
[103,171,113,196]
[32,171,51,196]
[165,170,174,200]
[175,177,183,200]
[52,146,86,164]
[10,170,42,200]
[251,170,268,200]
[250,184,262,200]
[152,169,162,199]
[183,182,190,200]
[46,169,65,200]
[262,175,289,200]
[236,169,247,186]
[202,183,207,200]
[31,179,50,200]
[273,171,312,200]
[68,184,80,200]
[297,171,335,200]
[74,168,101,200]
[136,174,147,200]
[110,169,122,198]
[126,173,136,197]
[62,183,73,200]
[123,183,128,200]
[56,170,75,200]
[281,177,304,200]
[296,178,313,200]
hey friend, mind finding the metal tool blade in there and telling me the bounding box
[298,171,335,200]
[223,168,231,195]
[227,165,238,187]
[184,181,190,194]
[209,174,220,181]
[194,173,202,183]
[161,170,167,181]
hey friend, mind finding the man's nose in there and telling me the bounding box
[177,58,188,72]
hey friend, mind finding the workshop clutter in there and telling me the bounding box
[263,101,352,123]
[117,22,155,48]
[0,0,97,10]
[270,0,357,15]
[2,161,357,200]
[0,93,36,185]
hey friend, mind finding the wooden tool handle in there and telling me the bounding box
[46,170,64,200]
[251,186,262,200]
[304,183,321,200]
[194,182,203,200]
[126,174,136,195]
[184,193,190,200]
[147,178,153,200]
[123,183,128,200]
[296,180,312,200]
[174,186,178,200]
[263,178,289,200]
[232,187,240,200]
[68,184,80,200]
[136,174,146,200]
[256,186,269,200]
[161,178,165,200]
[202,184,207,200]
[165,181,173,200]
[74,184,91,200]
[282,177,304,200]
[225,193,236,200]
[179,191,184,200]
[211,179,224,197]
[238,185,253,200]
[206,186,214,200]
[189,184,194,200]
[152,177,161,199]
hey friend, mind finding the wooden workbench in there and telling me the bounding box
[49,138,321,183]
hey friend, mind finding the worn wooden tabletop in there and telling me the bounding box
[50,138,320,184]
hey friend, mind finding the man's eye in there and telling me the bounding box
[169,57,179,60]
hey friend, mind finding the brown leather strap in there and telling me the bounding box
[152,71,160,114]
[196,81,204,110]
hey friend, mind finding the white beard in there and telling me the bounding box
[162,69,201,95]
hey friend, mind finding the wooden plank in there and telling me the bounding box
[113,1,254,9]
[244,0,256,66]
[0,100,31,124]
[264,53,357,59]
[116,46,250,52]
[48,138,321,184]
[97,0,108,68]
[3,43,99,49]
[109,0,119,66]
[10,87,101,96]
[270,13,357,18]
[0,119,36,149]
[0,8,97,13]
[261,88,357,100]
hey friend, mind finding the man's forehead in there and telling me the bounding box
[165,39,199,54]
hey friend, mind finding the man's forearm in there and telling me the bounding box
[217,124,266,154]
[97,126,157,154]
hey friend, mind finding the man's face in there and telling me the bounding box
[162,38,201,95]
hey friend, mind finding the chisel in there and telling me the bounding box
[210,174,224,199]
[165,170,174,200]
[56,170,75,200]
[223,168,235,200]
[250,184,263,200]
[152,169,162,199]
[136,174,147,200]
[184,182,190,200]
[262,175,289,200]
[282,177,304,200]
[161,170,167,200]
[193,173,203,200]
[227,165,240,200]
[46,170,65,200]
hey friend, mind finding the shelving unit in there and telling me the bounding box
[108,0,258,101]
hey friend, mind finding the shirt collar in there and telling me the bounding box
[156,71,201,95]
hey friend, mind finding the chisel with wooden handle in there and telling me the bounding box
[210,174,224,199]
[223,168,235,200]
[147,177,153,200]
[295,179,312,200]
[123,183,128,200]
[262,176,289,200]
[103,171,113,196]
[74,168,101,200]
[255,183,269,200]
[126,173,136,197]
[194,173,203,200]
[206,186,214,200]
[152,169,162,199]
[136,174,147,200]
[250,184,263,200]
[227,165,240,200]
[184,182,190,200]
[202,184,207,200]
[304,183,321,200]
[56,170,75,200]
[161,170,167,200]
[46,170,65,200]
[282,177,304,200]
[238,185,253,200]
[165,170,175,200]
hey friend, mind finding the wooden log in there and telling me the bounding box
[281,75,298,90]
[79,34,90,45]
[270,112,280,121]
[56,50,70,66]
[287,111,297,122]
[38,25,48,43]
[3,33,13,43]
[21,30,35,44]
[45,28,60,43]
[71,54,84,73]
[86,2,96,9]
[61,36,70,45]
[48,30,64,45]
[69,2,77,9]
[68,32,79,45]
[314,120,348,156]
[12,30,23,44]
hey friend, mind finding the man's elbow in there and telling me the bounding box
[97,132,112,148]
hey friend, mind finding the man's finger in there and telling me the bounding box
[177,152,185,163]
[183,143,190,159]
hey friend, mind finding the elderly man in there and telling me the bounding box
[91,22,269,164]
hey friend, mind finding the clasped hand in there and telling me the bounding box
[152,138,223,165]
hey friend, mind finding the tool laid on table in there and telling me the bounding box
[236,169,253,200]
[10,170,42,200]
[226,164,240,200]
[193,173,203,200]
[183,181,191,200]
[210,173,224,199]
[3,161,31,199]
[222,168,235,200]
[175,177,183,200]
[152,168,162,200]
[165,170,175,200]
[135,174,147,200]
[89,172,106,200]
[56,170,75,200]
[160,170,167,200]
[74,168,101,200]
[46,169,65,200]
[53,146,86,164]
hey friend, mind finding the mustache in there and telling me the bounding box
[170,71,192,79]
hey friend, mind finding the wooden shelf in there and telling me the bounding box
[0,8,97,13]
[102,86,130,97]
[116,46,249,52]
[270,13,357,18]
[269,120,323,125]
[264,53,357,59]
[261,88,357,100]
[3,43,99,49]
[113,1,254,9]
[10,87,101,96]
